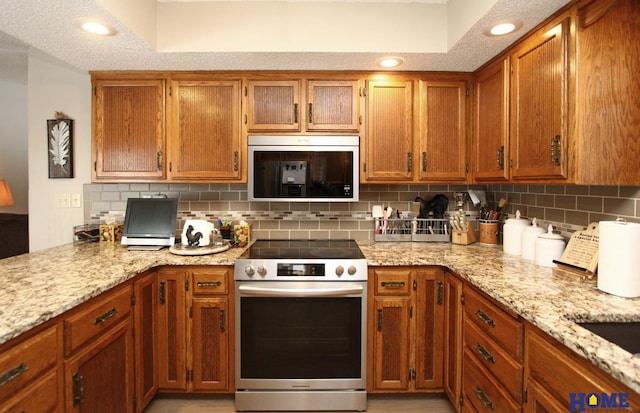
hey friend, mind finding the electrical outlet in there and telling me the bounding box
[71,193,82,208]
[56,193,70,208]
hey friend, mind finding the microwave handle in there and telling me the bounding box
[238,284,363,297]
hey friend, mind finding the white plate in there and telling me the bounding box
[169,242,231,256]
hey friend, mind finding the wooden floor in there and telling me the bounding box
[144,395,455,413]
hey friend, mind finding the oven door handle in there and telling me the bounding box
[238,284,364,297]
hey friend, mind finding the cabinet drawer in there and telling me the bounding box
[0,325,59,404]
[464,287,523,361]
[374,269,412,296]
[1,369,59,413]
[463,317,523,403]
[64,284,132,356]
[192,269,228,295]
[463,347,519,413]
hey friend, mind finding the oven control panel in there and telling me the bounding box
[235,259,367,281]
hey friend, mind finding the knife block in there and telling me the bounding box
[452,225,476,245]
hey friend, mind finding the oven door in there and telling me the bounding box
[235,281,367,391]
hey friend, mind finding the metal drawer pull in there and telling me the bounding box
[475,309,496,327]
[474,386,495,410]
[475,344,496,363]
[94,307,117,324]
[197,281,222,288]
[72,372,84,406]
[0,363,28,386]
[381,281,405,288]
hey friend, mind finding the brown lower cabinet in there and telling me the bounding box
[156,266,233,394]
[368,266,445,393]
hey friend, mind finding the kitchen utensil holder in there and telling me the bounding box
[451,224,477,245]
[374,218,450,242]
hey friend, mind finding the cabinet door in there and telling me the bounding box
[443,273,463,411]
[93,79,165,181]
[418,80,468,182]
[156,269,187,390]
[575,0,640,185]
[168,80,242,180]
[371,296,411,391]
[523,377,567,413]
[246,80,301,131]
[306,80,360,132]
[191,298,229,391]
[414,268,444,390]
[473,58,510,182]
[364,80,414,181]
[65,319,135,413]
[510,17,570,180]
[133,272,157,412]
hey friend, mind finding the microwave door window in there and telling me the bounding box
[254,159,281,198]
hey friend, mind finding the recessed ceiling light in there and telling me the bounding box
[377,57,404,68]
[74,18,117,36]
[484,21,522,37]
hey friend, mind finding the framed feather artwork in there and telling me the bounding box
[47,117,74,178]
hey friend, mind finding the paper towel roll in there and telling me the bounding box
[598,220,640,298]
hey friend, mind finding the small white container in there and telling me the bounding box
[503,210,529,255]
[521,218,545,261]
[535,225,565,268]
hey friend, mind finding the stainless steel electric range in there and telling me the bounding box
[234,239,368,412]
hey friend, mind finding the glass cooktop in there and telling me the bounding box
[239,239,365,260]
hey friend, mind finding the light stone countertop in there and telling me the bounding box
[0,240,639,394]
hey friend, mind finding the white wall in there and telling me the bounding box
[28,49,91,251]
[0,49,28,214]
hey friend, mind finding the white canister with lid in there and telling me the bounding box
[535,225,565,267]
[503,210,529,255]
[521,218,546,261]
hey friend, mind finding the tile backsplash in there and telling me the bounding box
[84,183,640,242]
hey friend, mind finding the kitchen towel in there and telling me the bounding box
[598,220,640,298]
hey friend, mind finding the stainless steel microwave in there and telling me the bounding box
[248,135,360,202]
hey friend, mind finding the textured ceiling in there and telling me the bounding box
[0,0,571,72]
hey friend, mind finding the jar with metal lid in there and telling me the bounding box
[535,225,565,267]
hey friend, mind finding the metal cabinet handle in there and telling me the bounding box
[159,281,166,304]
[94,308,117,325]
[437,281,443,305]
[496,146,504,170]
[308,103,313,123]
[377,309,383,331]
[197,281,222,288]
[157,150,163,169]
[72,372,84,406]
[220,309,226,332]
[475,343,496,363]
[474,386,495,410]
[422,152,427,172]
[0,363,28,386]
[381,281,405,288]
[550,135,561,165]
[294,103,299,123]
[475,309,496,327]
[233,151,239,172]
[407,152,413,172]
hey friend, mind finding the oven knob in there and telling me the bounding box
[244,266,255,276]
[257,266,267,277]
[347,265,357,276]
[335,265,344,276]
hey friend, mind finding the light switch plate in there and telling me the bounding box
[56,193,70,208]
[71,193,82,208]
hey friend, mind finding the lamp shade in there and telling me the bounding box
[0,180,14,207]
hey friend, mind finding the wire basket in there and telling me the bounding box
[374,217,450,242]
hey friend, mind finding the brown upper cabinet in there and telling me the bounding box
[510,14,571,181]
[167,78,242,181]
[473,57,510,182]
[362,78,414,182]
[573,0,640,185]
[92,78,166,181]
[245,78,360,133]
[417,80,469,182]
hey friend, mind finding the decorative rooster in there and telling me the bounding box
[185,225,203,247]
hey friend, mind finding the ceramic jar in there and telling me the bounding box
[503,210,529,255]
[535,225,565,267]
[521,218,546,261]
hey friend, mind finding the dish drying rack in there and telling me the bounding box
[374,215,451,242]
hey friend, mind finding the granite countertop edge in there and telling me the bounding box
[0,240,638,394]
